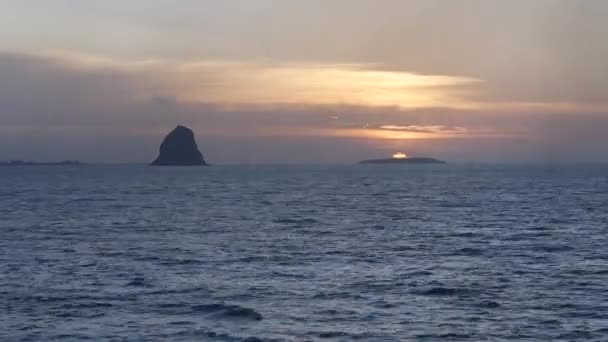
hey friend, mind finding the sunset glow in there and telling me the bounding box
[48,55,481,110]
[0,1,607,163]
[3,2,608,340]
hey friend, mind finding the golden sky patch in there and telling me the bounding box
[175,62,481,110]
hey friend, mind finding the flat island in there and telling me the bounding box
[359,152,446,165]
[0,160,83,166]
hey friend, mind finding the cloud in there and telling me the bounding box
[30,51,481,110]
[1,50,608,163]
[3,1,608,112]
[18,50,608,116]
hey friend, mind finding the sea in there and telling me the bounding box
[1,164,607,341]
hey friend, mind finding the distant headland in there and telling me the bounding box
[0,160,83,166]
[151,125,208,166]
[359,152,446,165]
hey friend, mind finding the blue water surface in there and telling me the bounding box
[1,165,608,341]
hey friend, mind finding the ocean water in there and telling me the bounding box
[1,164,608,341]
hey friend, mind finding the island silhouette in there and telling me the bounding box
[360,152,446,164]
[151,125,208,166]
[0,160,83,166]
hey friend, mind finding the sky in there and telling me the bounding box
[1,0,607,163]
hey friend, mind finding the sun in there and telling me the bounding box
[392,152,408,159]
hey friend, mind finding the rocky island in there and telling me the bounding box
[151,125,208,166]
[360,152,446,165]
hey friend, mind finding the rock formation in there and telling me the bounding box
[151,125,207,166]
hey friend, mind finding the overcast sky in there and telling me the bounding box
[1,0,607,163]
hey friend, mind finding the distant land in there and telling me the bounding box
[360,153,446,165]
[0,160,83,166]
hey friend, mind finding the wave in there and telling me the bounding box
[125,277,152,287]
[475,300,501,308]
[191,303,263,321]
[273,218,319,226]
[536,245,574,253]
[143,286,210,296]
[317,331,349,338]
[455,247,485,256]
[64,197,117,204]
[191,329,277,342]
[414,287,475,297]
[415,333,473,340]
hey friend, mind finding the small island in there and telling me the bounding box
[0,160,83,167]
[359,152,446,165]
[151,125,208,166]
